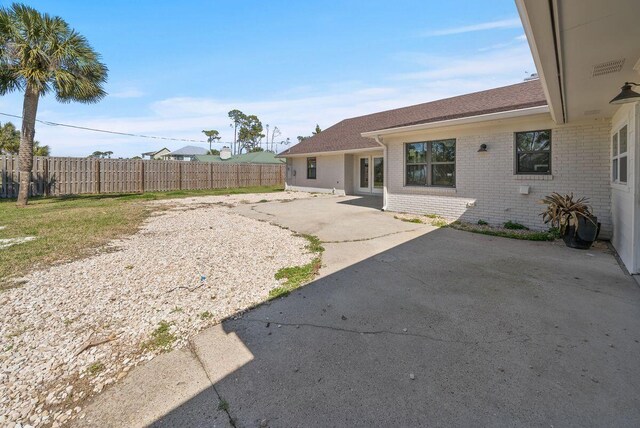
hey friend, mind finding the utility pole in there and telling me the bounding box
[270,126,281,152]
[230,122,238,155]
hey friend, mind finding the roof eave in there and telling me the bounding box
[360,105,551,138]
[515,0,565,124]
[278,146,383,158]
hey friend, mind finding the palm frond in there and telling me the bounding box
[0,3,107,100]
[540,192,594,235]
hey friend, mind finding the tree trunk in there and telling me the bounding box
[16,84,40,207]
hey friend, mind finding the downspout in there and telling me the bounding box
[374,135,388,211]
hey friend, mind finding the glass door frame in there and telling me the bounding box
[358,155,384,194]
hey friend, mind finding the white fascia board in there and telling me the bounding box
[515,0,564,123]
[360,105,550,138]
[278,147,383,158]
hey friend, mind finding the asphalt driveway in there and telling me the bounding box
[83,195,640,427]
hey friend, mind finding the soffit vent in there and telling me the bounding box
[584,109,601,116]
[592,59,625,77]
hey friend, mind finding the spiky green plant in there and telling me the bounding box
[0,3,108,206]
[540,192,595,235]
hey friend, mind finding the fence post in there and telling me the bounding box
[94,159,101,194]
[178,162,182,190]
[139,160,144,193]
[43,158,50,197]
[259,164,263,186]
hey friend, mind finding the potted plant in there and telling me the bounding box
[541,192,600,249]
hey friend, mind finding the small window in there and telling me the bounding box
[405,139,455,187]
[515,130,551,174]
[612,125,628,184]
[306,157,316,179]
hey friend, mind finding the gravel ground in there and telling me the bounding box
[0,191,318,427]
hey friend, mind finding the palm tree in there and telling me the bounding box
[0,3,108,206]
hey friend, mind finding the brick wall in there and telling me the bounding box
[287,154,345,192]
[385,117,613,237]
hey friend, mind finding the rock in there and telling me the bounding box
[260,419,268,427]
[409,373,415,380]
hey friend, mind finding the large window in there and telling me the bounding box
[306,157,316,179]
[612,125,628,184]
[405,139,455,187]
[515,130,551,174]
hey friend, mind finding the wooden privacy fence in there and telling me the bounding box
[0,156,285,198]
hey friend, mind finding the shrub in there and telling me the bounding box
[477,220,488,226]
[504,221,528,230]
[142,321,176,352]
[540,192,595,235]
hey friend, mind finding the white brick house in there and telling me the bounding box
[279,0,640,274]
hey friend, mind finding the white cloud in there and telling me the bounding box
[421,18,522,37]
[27,43,536,158]
[478,34,529,52]
[393,45,534,81]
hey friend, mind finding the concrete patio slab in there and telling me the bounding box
[81,195,640,427]
[79,347,230,428]
[233,195,434,275]
[197,227,640,427]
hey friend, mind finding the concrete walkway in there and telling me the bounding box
[81,195,640,427]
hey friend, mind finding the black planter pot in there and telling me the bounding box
[562,216,600,249]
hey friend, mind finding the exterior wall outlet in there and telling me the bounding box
[519,185,530,195]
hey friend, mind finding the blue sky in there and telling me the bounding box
[0,0,535,157]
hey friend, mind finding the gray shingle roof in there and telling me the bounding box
[279,80,547,156]
[169,145,208,156]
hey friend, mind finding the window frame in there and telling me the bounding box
[404,139,456,188]
[306,157,317,180]
[611,124,628,185]
[514,129,552,175]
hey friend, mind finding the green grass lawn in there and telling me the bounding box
[0,185,283,287]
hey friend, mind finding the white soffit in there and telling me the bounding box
[520,0,640,123]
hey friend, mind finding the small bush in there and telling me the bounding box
[449,222,556,241]
[199,311,213,320]
[299,234,324,254]
[431,218,448,228]
[142,321,176,352]
[398,217,423,224]
[477,219,488,226]
[87,361,105,375]
[270,234,324,300]
[504,221,528,230]
[218,399,229,411]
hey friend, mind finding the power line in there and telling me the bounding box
[0,112,208,143]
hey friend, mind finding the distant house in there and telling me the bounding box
[141,148,170,160]
[195,147,285,164]
[162,145,208,161]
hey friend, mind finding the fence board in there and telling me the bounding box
[0,155,285,198]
